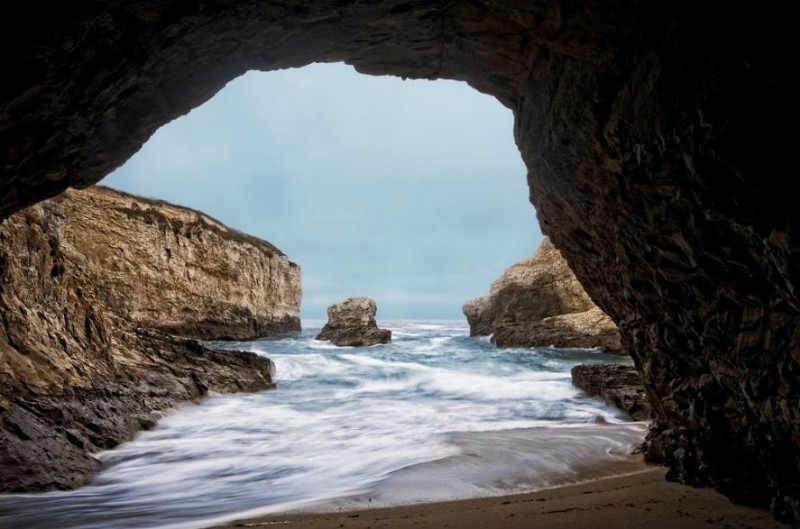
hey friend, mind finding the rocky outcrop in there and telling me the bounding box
[57,186,301,340]
[2,2,798,522]
[316,297,391,347]
[571,364,651,421]
[0,188,291,491]
[0,335,275,492]
[464,238,622,351]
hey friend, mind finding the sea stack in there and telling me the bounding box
[464,237,622,351]
[316,297,391,347]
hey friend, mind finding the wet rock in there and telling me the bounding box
[316,297,391,347]
[571,364,651,421]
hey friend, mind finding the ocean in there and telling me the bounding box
[0,320,646,529]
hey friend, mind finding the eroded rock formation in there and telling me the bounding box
[1,1,798,522]
[57,186,301,340]
[0,187,295,491]
[464,238,622,351]
[316,297,391,347]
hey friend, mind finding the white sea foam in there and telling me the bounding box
[306,340,343,350]
[0,320,644,529]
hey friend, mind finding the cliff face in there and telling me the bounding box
[1,2,798,522]
[0,187,296,491]
[58,186,301,340]
[464,238,622,351]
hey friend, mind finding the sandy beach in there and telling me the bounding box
[211,466,789,529]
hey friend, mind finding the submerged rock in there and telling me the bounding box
[571,364,652,421]
[316,297,391,347]
[464,238,622,352]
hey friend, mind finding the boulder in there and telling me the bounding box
[316,297,391,347]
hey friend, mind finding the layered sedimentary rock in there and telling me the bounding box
[316,297,391,347]
[464,238,622,351]
[571,364,651,422]
[1,1,798,522]
[57,186,301,340]
[0,188,294,491]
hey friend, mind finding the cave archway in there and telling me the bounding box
[2,1,798,522]
[102,63,540,320]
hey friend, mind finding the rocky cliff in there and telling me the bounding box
[2,2,798,522]
[464,238,622,351]
[0,187,298,491]
[57,186,301,340]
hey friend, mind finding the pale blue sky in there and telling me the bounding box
[103,62,542,319]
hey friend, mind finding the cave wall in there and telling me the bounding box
[1,0,798,522]
[515,6,799,519]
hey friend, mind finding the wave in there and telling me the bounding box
[0,321,640,529]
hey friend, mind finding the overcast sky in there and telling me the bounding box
[103,62,542,320]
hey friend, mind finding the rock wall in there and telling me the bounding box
[0,188,294,491]
[464,238,622,351]
[516,10,800,522]
[1,1,798,522]
[58,186,301,340]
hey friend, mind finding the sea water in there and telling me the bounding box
[0,320,647,529]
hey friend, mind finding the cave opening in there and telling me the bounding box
[101,62,542,320]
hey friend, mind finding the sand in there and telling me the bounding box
[209,465,790,529]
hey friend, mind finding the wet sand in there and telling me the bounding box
[210,466,789,529]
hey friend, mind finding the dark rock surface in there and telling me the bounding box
[464,238,622,351]
[0,192,277,491]
[571,364,651,421]
[1,2,798,522]
[316,297,392,347]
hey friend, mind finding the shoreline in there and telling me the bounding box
[210,466,789,529]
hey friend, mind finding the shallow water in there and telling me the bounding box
[0,320,645,529]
